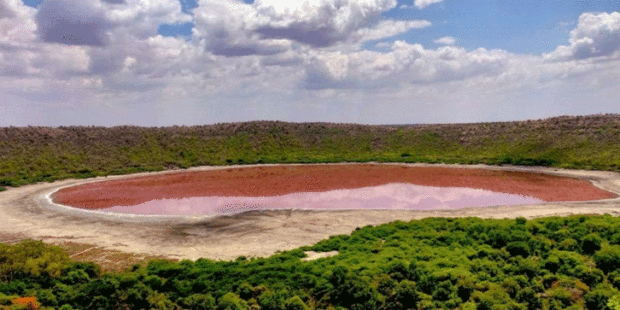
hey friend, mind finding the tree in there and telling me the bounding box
[284,296,309,310]
[593,245,620,273]
[385,280,420,310]
[218,292,249,310]
[582,234,603,255]
[182,294,216,310]
[585,283,619,310]
[608,295,620,310]
[506,242,531,258]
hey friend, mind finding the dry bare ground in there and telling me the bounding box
[1,163,620,271]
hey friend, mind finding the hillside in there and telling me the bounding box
[1,114,620,191]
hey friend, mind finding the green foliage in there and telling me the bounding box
[608,295,620,310]
[593,245,620,273]
[218,292,249,310]
[0,240,69,282]
[0,293,18,306]
[284,296,309,310]
[582,233,603,254]
[4,215,620,309]
[506,242,530,258]
[585,283,619,310]
[181,294,216,310]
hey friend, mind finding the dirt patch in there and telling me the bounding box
[302,251,339,261]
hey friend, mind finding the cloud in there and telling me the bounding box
[253,0,398,47]
[260,50,305,67]
[193,0,291,57]
[35,0,109,46]
[355,19,431,42]
[0,0,87,79]
[301,41,510,89]
[545,12,620,61]
[414,0,443,9]
[1,0,38,45]
[106,0,192,39]
[0,0,16,19]
[193,0,410,55]
[434,36,455,45]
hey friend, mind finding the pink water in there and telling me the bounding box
[101,183,544,216]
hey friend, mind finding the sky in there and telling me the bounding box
[0,0,619,126]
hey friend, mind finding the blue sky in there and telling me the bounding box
[1,0,619,126]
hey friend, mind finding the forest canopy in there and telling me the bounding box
[2,215,620,309]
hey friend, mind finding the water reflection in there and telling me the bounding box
[101,183,544,216]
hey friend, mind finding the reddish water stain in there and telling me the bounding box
[101,183,545,216]
[51,165,616,213]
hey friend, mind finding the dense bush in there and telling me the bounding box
[3,215,620,309]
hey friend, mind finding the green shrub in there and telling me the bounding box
[284,296,308,310]
[218,292,249,310]
[515,287,541,310]
[593,245,620,273]
[182,294,216,310]
[506,242,531,257]
[559,238,579,251]
[608,295,620,310]
[0,293,18,306]
[582,233,603,255]
[515,217,527,226]
[35,289,57,307]
[585,283,619,310]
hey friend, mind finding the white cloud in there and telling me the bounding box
[434,36,456,45]
[0,0,37,47]
[0,0,16,19]
[414,0,443,9]
[192,0,406,55]
[301,41,510,89]
[193,0,290,57]
[253,0,398,47]
[355,20,431,42]
[106,0,191,39]
[545,12,620,61]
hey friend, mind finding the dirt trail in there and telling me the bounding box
[1,163,620,262]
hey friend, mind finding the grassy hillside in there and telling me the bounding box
[2,215,620,309]
[1,114,620,191]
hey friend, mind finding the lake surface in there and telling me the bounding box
[101,183,545,216]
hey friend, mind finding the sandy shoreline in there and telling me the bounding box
[2,163,620,261]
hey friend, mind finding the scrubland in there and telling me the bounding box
[2,216,620,309]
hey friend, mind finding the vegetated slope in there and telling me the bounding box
[1,114,620,189]
[2,215,620,309]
